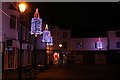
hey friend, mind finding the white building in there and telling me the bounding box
[70,37,108,51]
[1,2,120,72]
[1,2,33,70]
[107,30,120,50]
[52,27,120,64]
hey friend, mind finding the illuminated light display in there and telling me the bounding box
[31,8,42,35]
[42,30,51,43]
[53,52,59,64]
[97,37,103,49]
[42,24,53,45]
[47,36,53,46]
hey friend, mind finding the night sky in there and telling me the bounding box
[28,2,120,38]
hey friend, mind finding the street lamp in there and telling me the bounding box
[59,44,62,48]
[59,44,63,64]
[42,24,52,69]
[18,2,26,80]
[19,3,26,13]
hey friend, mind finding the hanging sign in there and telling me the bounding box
[31,18,42,35]
[31,8,42,35]
[47,36,53,46]
[42,30,51,43]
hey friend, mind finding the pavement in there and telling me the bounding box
[2,64,120,80]
[34,64,120,80]
[2,67,35,80]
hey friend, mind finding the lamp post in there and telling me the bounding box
[59,44,63,64]
[18,2,26,80]
[42,24,51,69]
[31,8,42,75]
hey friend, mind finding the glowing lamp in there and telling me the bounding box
[59,44,62,48]
[19,3,26,13]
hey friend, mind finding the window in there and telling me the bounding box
[62,42,67,50]
[63,32,67,38]
[95,42,97,48]
[116,31,120,37]
[116,42,120,48]
[8,47,15,68]
[95,42,102,49]
[10,15,16,29]
[76,43,80,49]
[76,42,83,49]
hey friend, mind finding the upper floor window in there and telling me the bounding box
[95,38,103,49]
[63,32,67,38]
[95,42,103,49]
[116,31,120,37]
[62,42,67,50]
[76,42,83,49]
[10,15,16,29]
[116,42,120,48]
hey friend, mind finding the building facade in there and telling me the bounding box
[1,2,33,70]
[1,3,120,73]
[52,27,120,64]
[107,30,120,50]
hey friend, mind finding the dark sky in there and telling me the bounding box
[28,2,120,38]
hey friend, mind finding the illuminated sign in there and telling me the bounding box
[42,24,53,45]
[47,36,53,46]
[42,30,51,43]
[31,8,42,35]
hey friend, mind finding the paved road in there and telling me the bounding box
[35,64,120,80]
[2,64,120,80]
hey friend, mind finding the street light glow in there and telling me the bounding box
[59,44,62,48]
[19,3,26,13]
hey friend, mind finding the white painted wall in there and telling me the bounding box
[69,37,108,51]
[2,2,19,41]
[108,30,120,50]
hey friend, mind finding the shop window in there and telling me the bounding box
[7,40,12,46]
[8,47,14,68]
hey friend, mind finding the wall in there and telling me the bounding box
[108,30,120,50]
[69,37,108,51]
